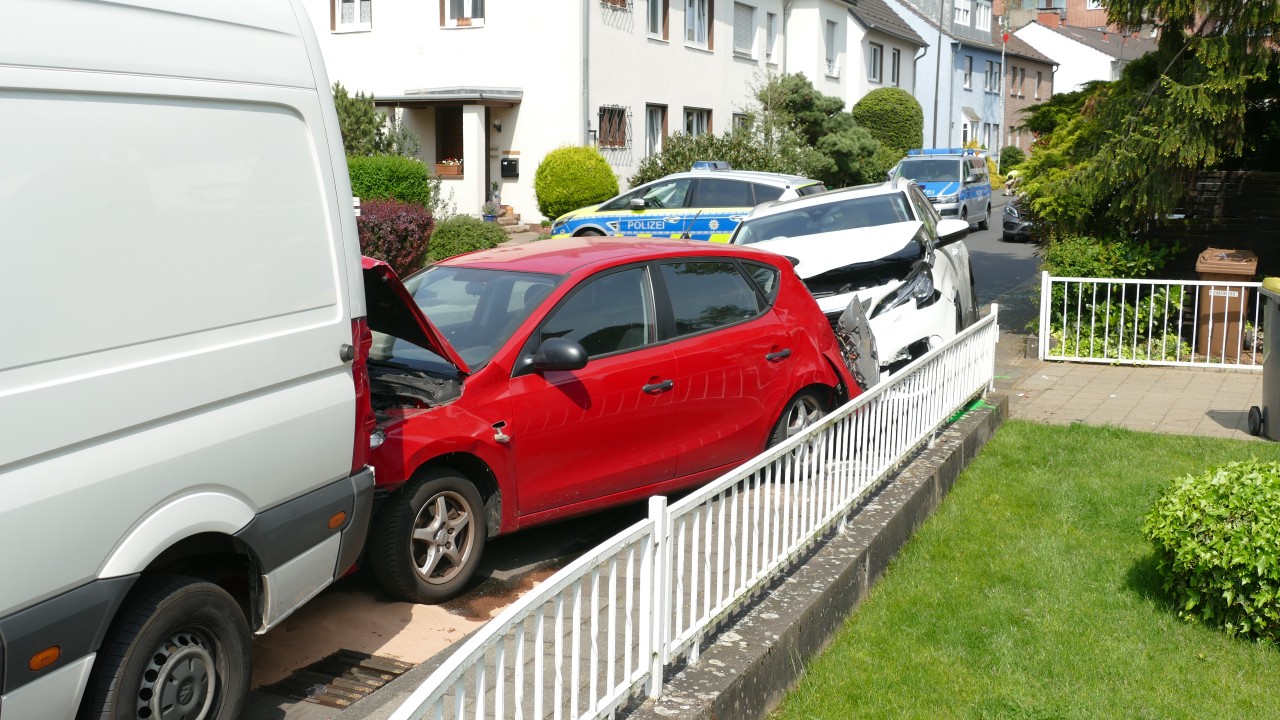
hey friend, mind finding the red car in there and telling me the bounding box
[361,238,859,602]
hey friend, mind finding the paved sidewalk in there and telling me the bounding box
[994,330,1264,441]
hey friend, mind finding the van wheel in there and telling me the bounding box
[978,203,991,230]
[960,208,969,228]
[88,576,250,720]
[370,469,487,603]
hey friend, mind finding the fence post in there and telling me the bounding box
[1038,272,1052,359]
[646,495,669,699]
[989,303,1000,392]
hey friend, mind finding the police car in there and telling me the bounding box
[890,148,992,230]
[550,163,825,242]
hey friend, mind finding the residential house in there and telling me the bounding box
[845,0,927,102]
[997,20,1056,153]
[996,0,1125,32]
[886,0,1006,150]
[300,0,793,222]
[1015,14,1157,92]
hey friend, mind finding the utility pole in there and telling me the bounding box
[997,14,1008,173]
[932,0,945,146]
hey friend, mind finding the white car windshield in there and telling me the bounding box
[734,193,914,244]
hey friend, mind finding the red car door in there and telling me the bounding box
[656,259,795,477]
[508,265,680,516]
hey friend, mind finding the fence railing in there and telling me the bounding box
[389,307,1001,720]
[1038,272,1263,370]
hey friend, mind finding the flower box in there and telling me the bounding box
[435,163,463,177]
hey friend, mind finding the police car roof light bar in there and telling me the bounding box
[906,148,976,157]
[691,160,732,171]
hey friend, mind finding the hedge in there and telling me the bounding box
[534,146,619,221]
[851,88,923,156]
[348,154,433,208]
[356,198,434,276]
[427,215,509,263]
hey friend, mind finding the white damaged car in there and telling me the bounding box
[731,179,978,369]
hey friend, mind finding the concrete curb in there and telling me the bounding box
[627,392,1008,720]
[338,393,1007,720]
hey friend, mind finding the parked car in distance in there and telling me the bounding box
[360,238,861,602]
[889,148,992,230]
[1,2,374,718]
[550,164,825,242]
[731,179,979,369]
[1002,197,1038,242]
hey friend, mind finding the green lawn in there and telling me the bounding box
[772,420,1280,720]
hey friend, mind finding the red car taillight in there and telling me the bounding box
[350,317,375,475]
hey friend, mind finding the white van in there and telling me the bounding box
[0,2,375,718]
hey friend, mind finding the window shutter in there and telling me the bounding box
[733,3,753,54]
[765,12,776,58]
[824,20,836,67]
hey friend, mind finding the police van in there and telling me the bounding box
[550,164,825,242]
[891,149,992,230]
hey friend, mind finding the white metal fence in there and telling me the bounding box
[389,307,1001,720]
[1038,272,1263,369]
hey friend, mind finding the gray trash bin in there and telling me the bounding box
[1248,285,1280,438]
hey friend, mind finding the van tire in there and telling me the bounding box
[87,576,250,720]
[978,203,991,230]
[370,469,487,603]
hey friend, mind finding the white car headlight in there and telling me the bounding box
[871,263,936,318]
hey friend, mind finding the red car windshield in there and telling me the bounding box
[371,266,562,371]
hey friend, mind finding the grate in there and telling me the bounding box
[257,649,414,710]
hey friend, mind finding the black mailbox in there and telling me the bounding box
[500,157,519,178]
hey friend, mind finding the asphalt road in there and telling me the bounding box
[249,204,1045,719]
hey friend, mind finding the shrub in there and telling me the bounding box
[427,215,508,263]
[1040,234,1180,279]
[348,154,434,208]
[850,88,923,155]
[1000,145,1026,171]
[357,198,434,275]
[333,82,383,157]
[534,146,619,221]
[1144,459,1280,641]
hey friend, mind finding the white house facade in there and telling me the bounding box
[1015,20,1155,94]
[300,0,800,222]
[845,0,926,105]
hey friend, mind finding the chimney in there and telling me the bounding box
[1037,11,1061,28]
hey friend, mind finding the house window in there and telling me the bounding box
[981,122,991,148]
[824,20,838,76]
[436,106,464,169]
[602,0,630,9]
[733,3,756,57]
[686,0,712,48]
[1086,0,1104,9]
[732,113,750,128]
[1014,66,1025,96]
[442,0,484,27]
[963,55,973,89]
[994,62,1001,92]
[599,106,629,148]
[891,48,901,86]
[868,42,883,83]
[993,123,1001,148]
[646,104,667,156]
[685,107,711,137]
[648,0,668,39]
[1035,70,1043,99]
[975,0,991,29]
[334,0,372,31]
[954,0,971,26]
[765,12,777,61]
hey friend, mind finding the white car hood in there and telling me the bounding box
[750,221,922,278]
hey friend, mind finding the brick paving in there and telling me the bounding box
[994,329,1265,441]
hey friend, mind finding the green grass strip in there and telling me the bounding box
[772,420,1280,720]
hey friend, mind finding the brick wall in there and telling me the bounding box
[1003,56,1054,153]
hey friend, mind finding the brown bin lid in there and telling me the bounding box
[1196,247,1259,275]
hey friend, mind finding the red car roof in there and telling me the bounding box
[436,237,786,276]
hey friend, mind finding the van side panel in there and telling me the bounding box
[0,4,357,628]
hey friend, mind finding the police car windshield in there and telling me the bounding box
[734,193,913,244]
[898,159,962,183]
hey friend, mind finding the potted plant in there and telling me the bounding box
[434,158,463,176]
[489,180,502,206]
[481,202,500,222]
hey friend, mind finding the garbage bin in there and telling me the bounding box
[1248,280,1280,438]
[1195,247,1258,361]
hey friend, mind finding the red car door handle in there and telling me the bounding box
[765,349,792,362]
[642,379,674,394]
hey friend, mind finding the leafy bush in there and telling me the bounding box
[534,147,619,221]
[1040,235,1180,279]
[850,87,923,155]
[1000,145,1026,171]
[631,125,811,186]
[333,82,384,157]
[357,199,434,275]
[427,215,508,263]
[1144,459,1280,641]
[348,155,434,208]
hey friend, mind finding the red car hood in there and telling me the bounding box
[361,257,471,375]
